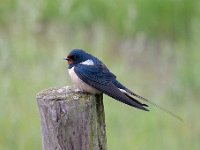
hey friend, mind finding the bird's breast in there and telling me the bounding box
[68,67,100,94]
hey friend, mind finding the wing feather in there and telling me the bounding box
[74,64,149,111]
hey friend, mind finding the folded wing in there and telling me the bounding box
[74,64,149,111]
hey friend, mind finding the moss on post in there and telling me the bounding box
[36,86,107,150]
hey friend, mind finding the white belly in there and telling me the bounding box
[68,67,100,94]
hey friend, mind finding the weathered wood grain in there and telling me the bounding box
[36,86,107,150]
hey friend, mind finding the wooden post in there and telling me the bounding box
[36,86,107,150]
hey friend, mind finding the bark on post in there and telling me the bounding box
[36,86,107,150]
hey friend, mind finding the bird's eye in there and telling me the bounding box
[65,55,73,64]
[68,55,75,60]
[71,55,78,60]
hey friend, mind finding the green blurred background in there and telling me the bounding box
[0,0,200,149]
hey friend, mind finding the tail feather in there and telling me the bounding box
[124,92,149,107]
[128,90,183,122]
[113,80,182,121]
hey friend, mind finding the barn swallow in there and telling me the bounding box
[64,49,149,111]
[64,49,183,120]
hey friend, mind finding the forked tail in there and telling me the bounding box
[129,91,183,122]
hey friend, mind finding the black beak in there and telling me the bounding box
[64,57,69,60]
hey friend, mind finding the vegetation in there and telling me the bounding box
[0,0,199,149]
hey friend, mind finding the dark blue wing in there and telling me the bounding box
[74,64,149,111]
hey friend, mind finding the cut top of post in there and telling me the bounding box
[36,86,96,104]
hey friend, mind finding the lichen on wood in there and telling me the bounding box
[36,86,107,150]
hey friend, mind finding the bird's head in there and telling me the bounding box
[64,49,91,68]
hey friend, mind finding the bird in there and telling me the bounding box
[64,48,150,111]
[64,49,183,120]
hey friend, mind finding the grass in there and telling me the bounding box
[0,0,200,149]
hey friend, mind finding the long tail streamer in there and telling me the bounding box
[130,91,183,122]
